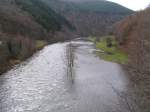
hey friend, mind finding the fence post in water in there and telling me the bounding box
[67,42,74,83]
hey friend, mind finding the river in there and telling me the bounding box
[0,40,136,112]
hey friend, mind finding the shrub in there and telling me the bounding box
[106,37,113,47]
[35,40,47,50]
[6,35,35,60]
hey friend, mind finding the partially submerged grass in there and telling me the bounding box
[35,40,47,50]
[91,36,128,64]
[88,36,97,42]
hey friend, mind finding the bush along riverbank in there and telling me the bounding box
[90,36,128,64]
[0,35,47,74]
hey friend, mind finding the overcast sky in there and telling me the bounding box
[107,0,150,11]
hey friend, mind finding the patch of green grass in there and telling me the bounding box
[88,36,97,42]
[94,36,128,64]
[35,40,47,50]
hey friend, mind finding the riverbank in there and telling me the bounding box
[90,36,150,111]
[89,36,128,64]
[0,39,47,74]
[114,9,150,111]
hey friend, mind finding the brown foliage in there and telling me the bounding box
[115,9,150,111]
[0,1,47,40]
[0,33,36,73]
[6,35,36,60]
[115,9,150,72]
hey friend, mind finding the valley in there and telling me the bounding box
[0,0,150,112]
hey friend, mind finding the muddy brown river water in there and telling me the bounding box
[0,40,138,112]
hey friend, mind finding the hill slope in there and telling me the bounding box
[61,0,132,14]
[0,0,71,39]
[115,8,150,111]
[0,0,72,73]
[42,0,133,36]
[116,9,150,73]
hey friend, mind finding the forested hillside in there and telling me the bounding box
[0,0,71,39]
[116,8,150,73]
[61,0,132,14]
[0,0,71,73]
[43,0,132,14]
[115,8,150,110]
[15,0,72,32]
[42,0,133,36]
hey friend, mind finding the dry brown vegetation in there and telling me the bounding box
[0,4,47,39]
[0,33,36,73]
[115,8,150,111]
[116,9,150,73]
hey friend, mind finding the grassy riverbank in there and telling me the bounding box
[90,36,128,64]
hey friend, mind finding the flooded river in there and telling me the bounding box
[0,40,137,112]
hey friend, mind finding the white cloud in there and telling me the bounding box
[107,0,150,10]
